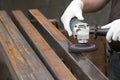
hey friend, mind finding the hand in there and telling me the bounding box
[101,19,120,42]
[61,0,84,36]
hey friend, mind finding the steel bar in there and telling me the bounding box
[29,9,109,80]
[12,10,77,80]
[0,11,54,80]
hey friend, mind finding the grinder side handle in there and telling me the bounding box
[90,26,109,39]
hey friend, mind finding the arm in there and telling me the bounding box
[82,0,110,12]
[83,0,120,43]
[61,0,110,36]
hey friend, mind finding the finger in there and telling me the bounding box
[106,29,113,42]
[64,17,73,36]
[112,31,118,41]
[118,35,120,41]
[75,11,84,20]
[101,23,112,29]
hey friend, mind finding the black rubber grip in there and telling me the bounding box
[90,27,109,36]
[95,28,108,36]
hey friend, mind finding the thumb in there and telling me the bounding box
[63,17,73,36]
[101,23,112,29]
[75,11,84,20]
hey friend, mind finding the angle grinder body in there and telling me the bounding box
[69,18,105,53]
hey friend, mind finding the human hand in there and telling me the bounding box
[101,19,120,42]
[61,0,84,36]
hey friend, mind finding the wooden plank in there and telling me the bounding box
[0,11,54,80]
[12,10,77,80]
[29,9,109,80]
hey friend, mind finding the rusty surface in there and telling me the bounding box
[61,30,107,75]
[29,9,109,80]
[30,9,67,41]
[12,10,77,80]
[0,11,54,80]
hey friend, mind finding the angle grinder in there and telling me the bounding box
[69,17,108,53]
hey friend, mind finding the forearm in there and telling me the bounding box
[82,0,110,13]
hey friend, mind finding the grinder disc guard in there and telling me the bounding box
[69,43,97,53]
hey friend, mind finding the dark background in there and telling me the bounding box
[0,0,111,25]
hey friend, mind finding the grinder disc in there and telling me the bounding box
[69,43,97,53]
